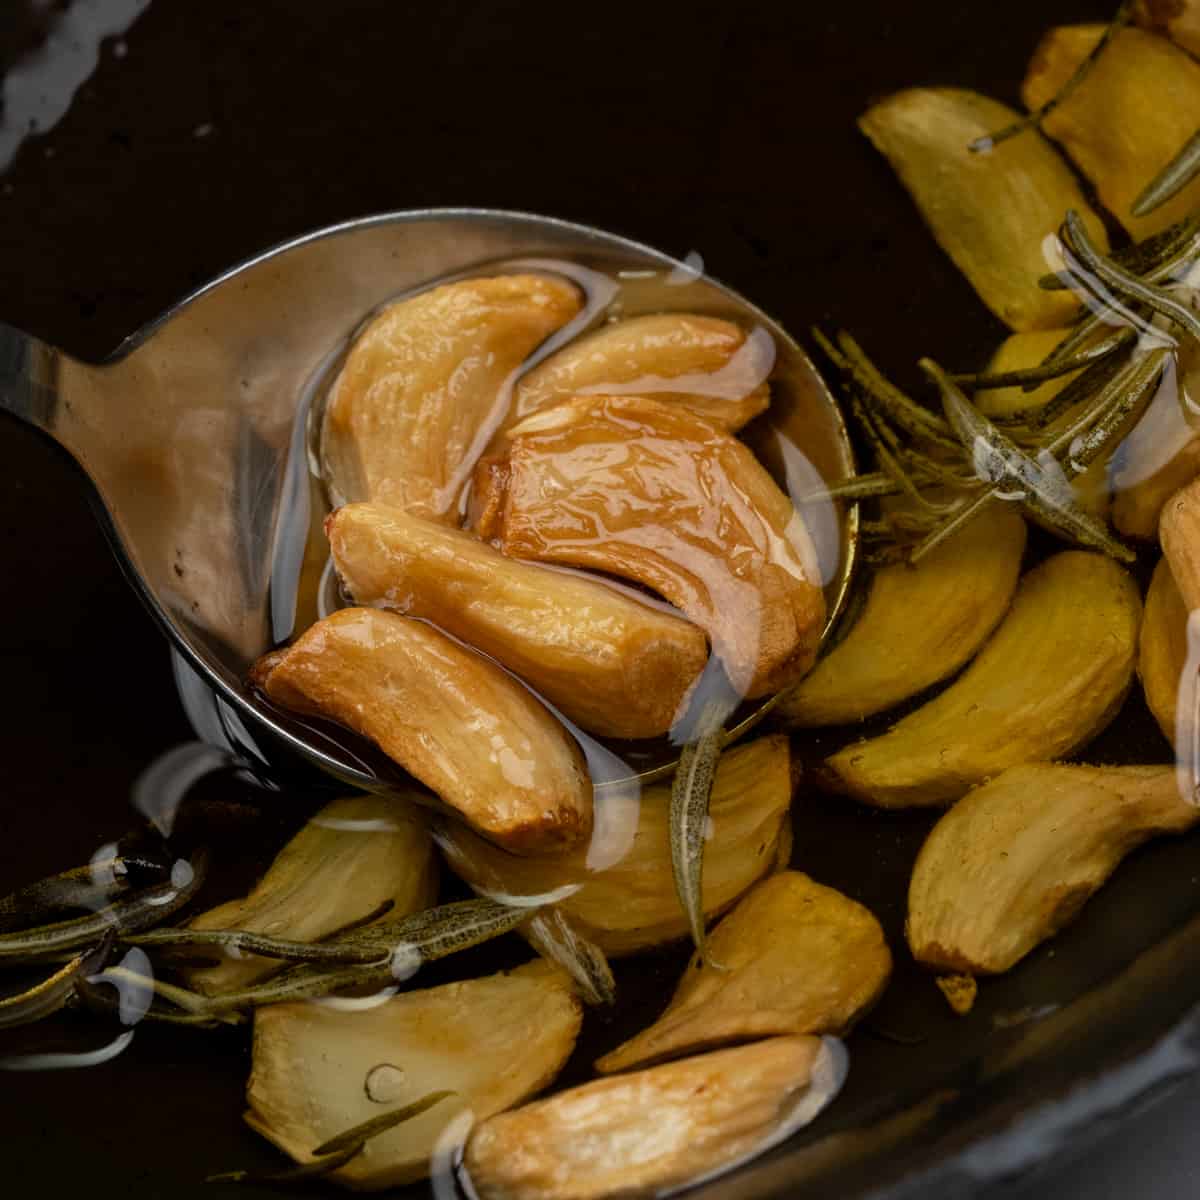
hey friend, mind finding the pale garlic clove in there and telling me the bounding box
[777,504,1025,727]
[595,871,890,1074]
[327,502,708,740]
[185,793,438,996]
[251,608,592,856]
[1135,0,1200,58]
[462,1035,847,1200]
[822,551,1141,807]
[320,274,581,518]
[906,762,1199,976]
[438,735,793,956]
[510,312,771,432]
[859,88,1108,331]
[1022,25,1200,236]
[245,964,582,1190]
[472,394,825,698]
[1139,556,1189,743]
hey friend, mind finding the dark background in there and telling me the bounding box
[2,1,1198,1197]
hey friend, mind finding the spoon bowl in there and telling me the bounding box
[0,209,857,789]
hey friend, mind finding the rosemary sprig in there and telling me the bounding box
[969,2,1133,152]
[1060,210,1200,343]
[1133,129,1200,218]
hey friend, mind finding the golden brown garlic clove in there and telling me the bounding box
[822,552,1141,807]
[464,1035,845,1200]
[438,736,793,956]
[858,88,1108,331]
[251,608,592,856]
[1135,0,1200,57]
[777,505,1026,727]
[245,964,582,1190]
[320,274,581,517]
[595,871,890,1074]
[1022,25,1200,237]
[907,763,1199,976]
[326,502,707,740]
[472,394,825,698]
[185,793,438,996]
[1139,556,1189,743]
[510,313,771,432]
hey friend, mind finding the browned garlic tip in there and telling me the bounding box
[463,1035,847,1200]
[823,551,1141,808]
[251,607,592,856]
[184,793,437,996]
[321,274,581,518]
[327,501,707,740]
[596,871,890,1073]
[438,735,793,956]
[907,762,1199,976]
[472,393,825,699]
[245,964,581,1190]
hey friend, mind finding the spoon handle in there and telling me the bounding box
[0,320,61,437]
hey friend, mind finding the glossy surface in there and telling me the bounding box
[438,735,791,955]
[253,608,592,855]
[475,394,825,698]
[511,312,771,431]
[321,274,583,516]
[327,502,708,740]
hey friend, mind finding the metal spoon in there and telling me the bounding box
[0,208,856,789]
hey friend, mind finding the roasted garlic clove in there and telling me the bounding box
[251,608,592,855]
[1135,0,1200,57]
[823,552,1141,807]
[327,502,707,740]
[777,505,1025,727]
[464,1035,846,1200]
[472,395,825,698]
[907,763,1199,975]
[510,313,771,432]
[595,872,889,1074]
[1022,25,1200,236]
[859,88,1108,331]
[320,274,581,517]
[245,964,582,1190]
[1139,557,1189,742]
[1160,475,1200,610]
[439,736,793,956]
[185,793,437,996]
